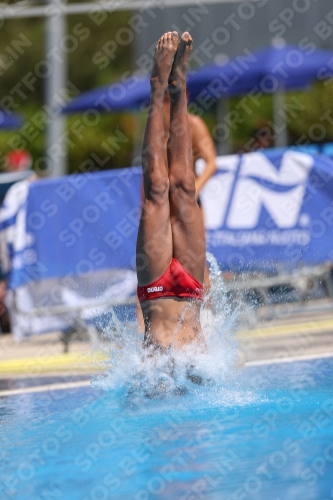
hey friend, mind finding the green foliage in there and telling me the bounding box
[228,81,333,152]
[287,81,333,145]
[0,12,135,172]
[229,94,273,149]
[0,14,333,173]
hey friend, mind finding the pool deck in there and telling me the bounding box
[1,303,333,380]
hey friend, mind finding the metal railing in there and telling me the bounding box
[11,263,333,351]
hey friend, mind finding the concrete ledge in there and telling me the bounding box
[0,351,108,376]
[1,316,333,376]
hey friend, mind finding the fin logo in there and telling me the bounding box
[202,152,313,230]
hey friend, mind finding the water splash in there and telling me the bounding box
[92,253,257,407]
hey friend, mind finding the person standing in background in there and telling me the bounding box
[4,149,32,172]
[0,149,35,333]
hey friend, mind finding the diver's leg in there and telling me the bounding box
[136,32,178,286]
[167,33,206,284]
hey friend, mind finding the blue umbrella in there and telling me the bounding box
[188,42,333,148]
[0,111,23,130]
[64,43,333,114]
[63,43,333,149]
[189,43,333,97]
[63,74,150,114]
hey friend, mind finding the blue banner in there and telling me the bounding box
[8,168,141,290]
[4,150,333,291]
[200,151,333,269]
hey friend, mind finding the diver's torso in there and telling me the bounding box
[141,297,204,349]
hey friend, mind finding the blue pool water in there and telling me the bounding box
[1,356,333,500]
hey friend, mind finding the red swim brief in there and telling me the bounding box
[137,258,203,303]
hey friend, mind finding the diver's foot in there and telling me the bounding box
[151,31,178,90]
[168,32,193,92]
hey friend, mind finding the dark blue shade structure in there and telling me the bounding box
[63,74,151,113]
[62,43,333,151]
[63,44,333,114]
[187,43,333,149]
[188,43,333,97]
[0,111,23,129]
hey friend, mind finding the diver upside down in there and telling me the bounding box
[136,31,206,350]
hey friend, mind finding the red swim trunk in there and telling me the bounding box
[137,258,203,303]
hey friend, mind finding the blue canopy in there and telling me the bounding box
[0,111,23,129]
[63,44,333,114]
[190,43,333,97]
[63,74,150,114]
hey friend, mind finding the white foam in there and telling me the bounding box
[92,253,257,408]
